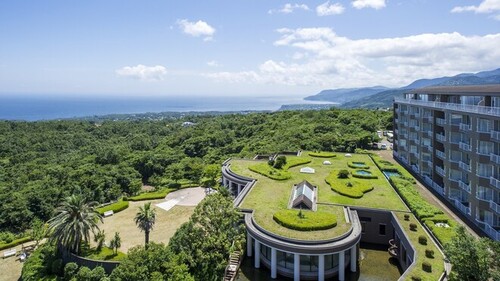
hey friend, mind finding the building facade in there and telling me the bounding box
[393,85,500,241]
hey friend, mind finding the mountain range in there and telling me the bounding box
[304,68,500,109]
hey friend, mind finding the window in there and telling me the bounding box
[379,224,386,235]
[477,141,494,155]
[477,118,491,132]
[477,163,493,178]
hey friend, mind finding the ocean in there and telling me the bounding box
[0,95,325,121]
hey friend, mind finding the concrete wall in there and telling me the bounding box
[63,252,120,275]
[354,207,395,245]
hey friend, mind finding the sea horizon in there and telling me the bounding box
[0,95,335,121]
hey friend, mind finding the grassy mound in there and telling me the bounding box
[352,171,378,179]
[249,163,291,180]
[273,209,337,231]
[326,170,374,198]
[97,199,129,215]
[308,152,336,158]
[347,162,370,169]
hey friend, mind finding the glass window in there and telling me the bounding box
[324,253,339,270]
[477,118,491,132]
[477,163,493,178]
[379,224,386,235]
[477,141,494,155]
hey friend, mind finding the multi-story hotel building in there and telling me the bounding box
[393,85,500,241]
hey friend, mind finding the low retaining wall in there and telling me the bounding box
[63,252,120,274]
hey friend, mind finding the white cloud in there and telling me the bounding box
[268,3,310,14]
[451,0,500,20]
[177,19,215,41]
[204,28,500,88]
[316,1,345,16]
[116,65,167,81]
[207,60,221,67]
[352,0,386,10]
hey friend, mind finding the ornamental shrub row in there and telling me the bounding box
[352,173,378,179]
[97,200,129,215]
[126,188,174,201]
[273,210,337,231]
[0,236,32,251]
[308,152,336,158]
[248,163,291,180]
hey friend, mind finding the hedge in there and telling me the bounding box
[351,172,378,179]
[273,210,337,231]
[127,188,174,201]
[0,236,32,251]
[326,171,374,198]
[97,200,129,215]
[308,152,336,158]
[249,163,291,180]
[347,162,370,169]
[284,157,312,169]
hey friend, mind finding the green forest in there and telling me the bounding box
[0,108,392,233]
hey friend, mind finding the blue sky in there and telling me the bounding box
[1,0,499,97]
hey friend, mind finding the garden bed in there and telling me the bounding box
[273,209,337,231]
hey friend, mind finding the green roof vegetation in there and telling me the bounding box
[234,153,407,240]
[96,199,129,215]
[308,152,337,158]
[126,188,174,201]
[326,170,374,198]
[273,209,337,231]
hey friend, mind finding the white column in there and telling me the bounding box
[238,184,242,195]
[246,233,252,257]
[350,245,357,272]
[254,240,260,268]
[338,251,345,281]
[271,248,277,279]
[294,253,300,281]
[318,254,325,281]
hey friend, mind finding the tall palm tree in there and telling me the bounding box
[134,202,156,248]
[48,195,102,254]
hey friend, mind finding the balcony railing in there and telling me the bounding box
[436,134,446,142]
[459,142,472,151]
[394,97,500,117]
[436,150,446,159]
[490,200,500,215]
[411,164,419,173]
[433,182,445,195]
[436,166,445,177]
[459,180,471,193]
[426,131,432,138]
[491,130,500,141]
[423,116,433,122]
[452,199,471,215]
[459,161,471,172]
[413,112,420,118]
[490,153,500,165]
[490,177,500,189]
[459,123,472,131]
[436,118,446,126]
[484,224,500,241]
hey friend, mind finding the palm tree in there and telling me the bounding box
[48,195,102,254]
[134,202,156,248]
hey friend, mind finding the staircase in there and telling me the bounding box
[223,251,242,281]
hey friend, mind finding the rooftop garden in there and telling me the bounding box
[233,152,408,240]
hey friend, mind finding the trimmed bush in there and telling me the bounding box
[326,170,374,198]
[64,262,79,281]
[425,249,434,259]
[338,169,350,179]
[404,214,410,221]
[249,163,291,180]
[347,162,370,169]
[273,210,337,231]
[422,261,432,273]
[128,188,173,201]
[308,152,336,158]
[51,258,63,276]
[411,276,422,281]
[97,200,129,215]
[0,236,32,251]
[418,235,427,245]
[352,172,378,179]
[284,157,312,169]
[410,223,417,231]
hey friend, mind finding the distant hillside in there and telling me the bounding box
[304,86,388,103]
[340,67,500,109]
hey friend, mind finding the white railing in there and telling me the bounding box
[414,112,420,118]
[426,131,432,138]
[490,153,500,165]
[490,200,500,214]
[424,116,433,122]
[436,134,446,142]
[484,224,500,241]
[459,123,472,131]
[436,150,446,159]
[436,166,445,177]
[459,161,471,172]
[414,125,420,131]
[394,98,500,117]
[436,118,446,126]
[411,165,419,173]
[453,199,471,215]
[490,177,500,189]
[459,180,471,193]
[433,182,445,194]
[491,130,500,141]
[459,142,472,151]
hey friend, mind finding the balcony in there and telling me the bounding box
[394,97,500,117]
[459,161,471,172]
[490,200,500,215]
[459,142,472,152]
[490,177,500,189]
[436,150,446,160]
[436,134,446,142]
[436,118,446,126]
[459,180,471,193]
[423,116,433,122]
[413,112,420,118]
[452,199,471,215]
[436,166,445,177]
[433,182,445,195]
[426,131,432,138]
[490,153,500,165]
[411,164,420,173]
[491,130,500,141]
[484,224,500,241]
[459,123,472,131]
[414,125,420,131]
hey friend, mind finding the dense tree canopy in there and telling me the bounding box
[0,108,391,232]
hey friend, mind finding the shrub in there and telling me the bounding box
[347,162,370,169]
[267,159,275,167]
[404,214,410,221]
[64,262,79,281]
[0,236,32,251]
[249,163,291,180]
[274,155,287,169]
[167,182,181,189]
[346,182,353,187]
[411,276,422,281]
[425,249,434,258]
[284,157,312,168]
[273,210,337,231]
[418,235,427,245]
[422,261,432,272]
[410,223,417,231]
[308,152,336,158]
[51,258,63,275]
[97,200,129,215]
[91,266,107,281]
[352,172,378,179]
[338,169,349,179]
[326,171,373,198]
[77,266,93,280]
[128,189,173,201]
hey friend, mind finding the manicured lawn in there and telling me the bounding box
[81,245,127,261]
[234,153,407,240]
[273,209,337,231]
[127,188,174,201]
[394,212,445,281]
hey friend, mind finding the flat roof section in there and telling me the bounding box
[407,84,500,95]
